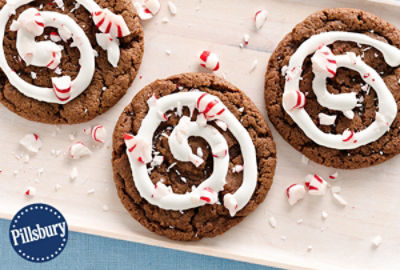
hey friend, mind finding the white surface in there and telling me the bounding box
[1,0,400,269]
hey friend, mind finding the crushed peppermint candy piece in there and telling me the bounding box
[196,147,203,157]
[50,31,61,42]
[301,155,309,165]
[223,193,238,216]
[102,204,109,211]
[371,235,382,248]
[243,34,250,45]
[91,125,107,143]
[232,164,244,173]
[332,193,347,207]
[199,187,218,204]
[283,90,306,111]
[167,1,177,15]
[134,0,160,20]
[286,183,306,206]
[69,142,92,159]
[343,110,355,119]
[199,50,220,71]
[329,172,339,180]
[54,184,62,191]
[70,167,78,181]
[25,186,36,197]
[161,17,169,23]
[305,174,327,196]
[20,133,42,153]
[30,71,37,79]
[268,216,277,228]
[87,188,96,195]
[307,245,313,252]
[321,211,328,220]
[249,59,258,73]
[254,9,267,30]
[318,113,336,126]
[150,155,164,168]
[297,218,303,224]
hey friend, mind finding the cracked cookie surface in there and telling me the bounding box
[0,0,143,124]
[265,8,400,169]
[112,73,277,241]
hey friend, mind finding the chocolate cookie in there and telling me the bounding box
[0,0,143,124]
[265,8,400,169]
[112,73,277,241]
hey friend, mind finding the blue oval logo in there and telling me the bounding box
[9,203,68,262]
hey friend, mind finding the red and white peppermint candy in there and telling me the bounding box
[189,153,204,167]
[196,92,225,119]
[152,181,171,199]
[282,90,306,111]
[95,33,120,67]
[50,32,61,42]
[10,8,44,36]
[329,172,338,180]
[341,129,356,143]
[232,164,244,173]
[199,187,218,204]
[124,133,152,164]
[25,186,37,197]
[286,183,306,206]
[311,45,337,78]
[199,51,220,71]
[91,125,107,143]
[305,174,328,196]
[92,9,130,38]
[19,133,42,153]
[134,0,160,20]
[52,76,72,102]
[254,9,267,30]
[69,142,92,159]
[46,50,62,69]
[223,193,238,216]
[212,144,228,158]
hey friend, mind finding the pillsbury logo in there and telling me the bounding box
[9,203,68,262]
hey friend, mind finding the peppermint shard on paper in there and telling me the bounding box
[265,8,400,168]
[112,73,277,241]
[0,0,144,124]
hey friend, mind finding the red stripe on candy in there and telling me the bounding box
[202,100,218,115]
[286,184,297,198]
[342,130,354,142]
[200,51,210,62]
[327,68,336,77]
[96,17,105,28]
[197,93,207,108]
[314,174,323,184]
[216,108,225,115]
[105,22,112,33]
[117,25,122,38]
[327,59,336,64]
[35,21,44,27]
[128,144,137,152]
[124,133,134,140]
[200,196,211,203]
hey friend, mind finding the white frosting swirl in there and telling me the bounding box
[0,0,130,104]
[283,31,399,149]
[124,91,258,217]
